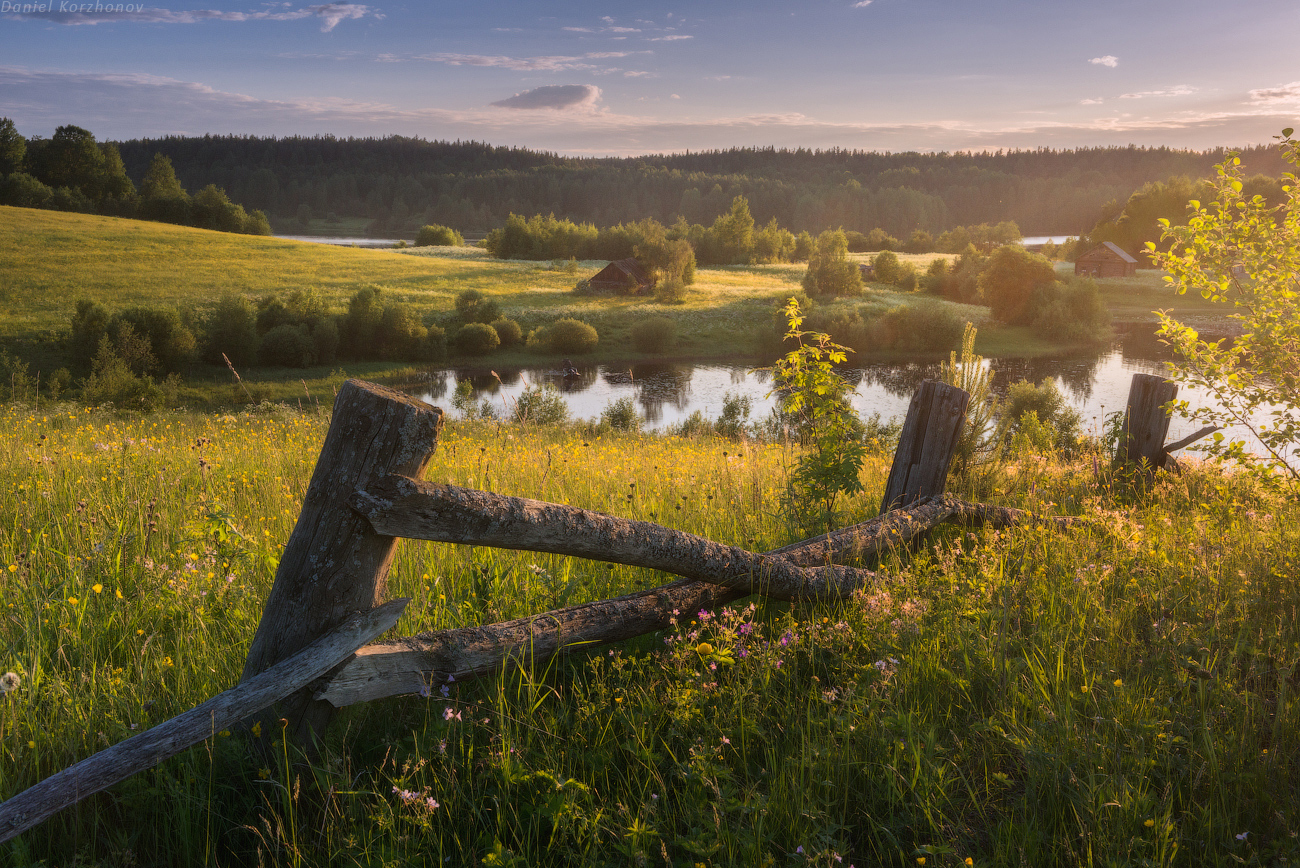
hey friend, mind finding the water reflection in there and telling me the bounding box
[403,328,1268,454]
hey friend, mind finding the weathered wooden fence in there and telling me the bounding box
[1113,372,1219,472]
[9,375,1073,844]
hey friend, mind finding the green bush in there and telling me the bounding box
[311,318,340,365]
[203,293,259,367]
[454,289,502,324]
[979,245,1058,325]
[414,224,464,246]
[79,339,169,410]
[998,378,1081,455]
[513,383,569,425]
[1031,278,1111,344]
[630,317,675,353]
[867,300,964,353]
[801,230,862,298]
[545,319,599,354]
[423,325,448,362]
[870,250,900,285]
[454,322,500,356]
[258,324,315,367]
[654,278,688,304]
[715,392,752,439]
[600,397,641,432]
[490,318,523,348]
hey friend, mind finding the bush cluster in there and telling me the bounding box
[414,224,464,246]
[630,317,675,353]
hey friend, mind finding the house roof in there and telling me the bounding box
[592,258,651,285]
[1080,241,1138,264]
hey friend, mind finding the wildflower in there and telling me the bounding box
[92,584,103,594]
[1236,832,1249,841]
[0,672,20,693]
[28,740,36,750]
[258,768,270,779]
[426,797,439,810]
[115,588,124,599]
[1145,819,1155,828]
[443,707,462,721]
[796,846,804,855]
[438,738,447,754]
[965,860,974,867]
[1114,678,1123,687]
[696,642,714,655]
[917,859,926,866]
[68,597,78,605]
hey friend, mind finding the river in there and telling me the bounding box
[403,326,1274,456]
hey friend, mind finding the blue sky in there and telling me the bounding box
[2,0,1298,155]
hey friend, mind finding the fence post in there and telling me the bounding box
[1114,373,1177,470]
[240,379,442,747]
[881,379,970,513]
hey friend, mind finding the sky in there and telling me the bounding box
[2,0,1299,156]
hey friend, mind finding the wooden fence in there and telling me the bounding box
[2,371,1194,843]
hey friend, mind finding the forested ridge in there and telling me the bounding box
[112,134,1289,238]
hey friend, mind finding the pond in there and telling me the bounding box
[405,326,1273,456]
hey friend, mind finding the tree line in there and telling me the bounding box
[105,133,1289,238]
[0,121,269,235]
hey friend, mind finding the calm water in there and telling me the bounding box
[405,327,1273,455]
[276,235,406,248]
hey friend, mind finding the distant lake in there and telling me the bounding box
[276,235,406,248]
[404,326,1275,457]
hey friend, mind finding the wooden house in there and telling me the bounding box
[858,262,876,281]
[589,258,652,294]
[1075,242,1138,278]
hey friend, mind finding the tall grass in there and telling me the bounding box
[2,401,1299,865]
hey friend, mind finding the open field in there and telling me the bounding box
[0,207,1233,410]
[1,403,1298,865]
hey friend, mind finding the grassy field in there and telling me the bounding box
[0,208,1224,410]
[1,401,1298,866]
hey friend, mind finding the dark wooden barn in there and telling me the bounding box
[1075,242,1138,278]
[589,258,652,294]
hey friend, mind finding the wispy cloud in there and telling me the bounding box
[1088,56,1119,68]
[1080,97,1103,105]
[414,51,635,72]
[1,66,1291,157]
[491,84,602,111]
[1120,85,1197,99]
[1249,81,1300,105]
[8,2,377,31]
[649,34,692,41]
[852,1,872,7]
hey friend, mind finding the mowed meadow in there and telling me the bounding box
[3,399,1300,866]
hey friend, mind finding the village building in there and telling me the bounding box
[589,258,653,294]
[1074,241,1138,278]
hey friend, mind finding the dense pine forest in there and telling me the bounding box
[112,135,1290,238]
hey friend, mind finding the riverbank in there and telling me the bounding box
[0,207,1222,409]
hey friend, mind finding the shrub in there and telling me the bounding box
[546,319,599,354]
[341,286,383,358]
[513,383,569,425]
[654,278,688,305]
[114,306,196,373]
[454,322,500,356]
[870,250,900,285]
[79,339,167,410]
[867,300,964,352]
[802,230,862,298]
[490,318,523,348]
[423,325,448,362]
[600,397,641,432]
[997,378,1081,455]
[259,324,315,367]
[454,289,502,324]
[714,392,752,440]
[203,293,259,367]
[1031,278,1111,344]
[630,317,675,353]
[377,303,428,360]
[311,318,340,365]
[415,224,464,247]
[978,245,1058,325]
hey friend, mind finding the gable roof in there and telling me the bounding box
[1079,241,1138,264]
[591,258,651,286]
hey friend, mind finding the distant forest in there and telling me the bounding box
[111,135,1291,239]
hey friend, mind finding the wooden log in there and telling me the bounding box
[1114,373,1178,469]
[349,476,876,603]
[240,380,441,746]
[881,380,970,513]
[0,599,409,846]
[319,493,1084,707]
[1162,424,1222,457]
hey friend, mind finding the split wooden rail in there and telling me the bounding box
[8,374,1079,844]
